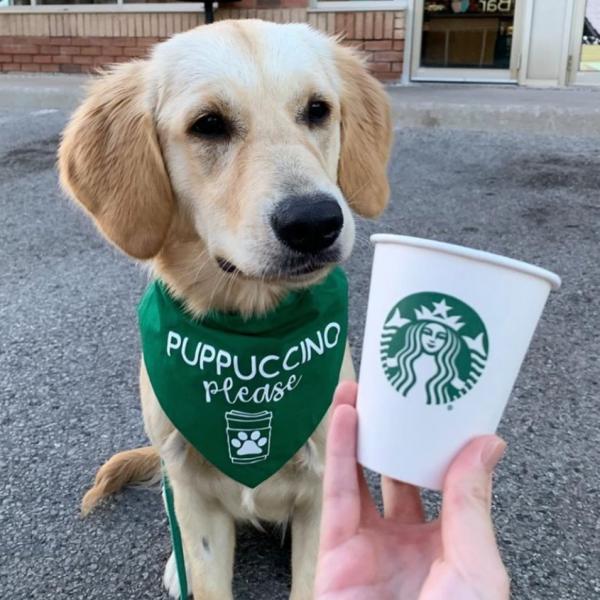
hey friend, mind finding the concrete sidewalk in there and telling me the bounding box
[0,74,88,111]
[388,83,600,136]
[2,73,600,136]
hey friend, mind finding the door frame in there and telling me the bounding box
[410,0,525,83]
[567,0,600,85]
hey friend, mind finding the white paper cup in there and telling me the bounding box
[357,235,561,490]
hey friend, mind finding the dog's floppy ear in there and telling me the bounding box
[58,61,174,260]
[335,46,393,219]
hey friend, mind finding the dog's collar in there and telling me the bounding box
[138,267,348,488]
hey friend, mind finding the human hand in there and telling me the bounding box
[315,381,509,600]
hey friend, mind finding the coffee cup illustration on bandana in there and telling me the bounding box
[380,292,489,406]
[225,410,273,465]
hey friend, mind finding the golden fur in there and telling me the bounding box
[59,19,391,599]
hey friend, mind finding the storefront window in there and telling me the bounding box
[420,0,515,69]
[581,0,600,72]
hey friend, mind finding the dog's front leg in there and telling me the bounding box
[290,493,322,600]
[167,467,236,600]
[142,363,235,599]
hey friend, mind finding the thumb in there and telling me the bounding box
[441,436,507,575]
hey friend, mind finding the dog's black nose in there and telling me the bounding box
[271,194,343,254]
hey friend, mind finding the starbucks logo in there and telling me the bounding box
[380,292,489,406]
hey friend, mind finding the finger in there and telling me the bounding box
[441,435,506,569]
[358,466,380,525]
[382,476,425,524]
[336,381,378,524]
[332,380,358,410]
[320,403,361,552]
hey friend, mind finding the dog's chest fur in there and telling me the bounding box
[208,440,324,523]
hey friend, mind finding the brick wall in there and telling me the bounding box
[0,36,162,73]
[0,9,405,81]
[303,11,405,82]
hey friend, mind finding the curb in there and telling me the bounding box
[2,74,600,137]
[0,74,89,111]
[392,101,600,137]
[389,85,600,137]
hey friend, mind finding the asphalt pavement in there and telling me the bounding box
[1,102,599,599]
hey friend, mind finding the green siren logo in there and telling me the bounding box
[380,292,489,406]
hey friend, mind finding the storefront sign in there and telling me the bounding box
[426,1,515,15]
[478,0,514,13]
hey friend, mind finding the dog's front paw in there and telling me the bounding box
[163,552,191,598]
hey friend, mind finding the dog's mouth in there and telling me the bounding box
[216,257,238,274]
[216,254,336,282]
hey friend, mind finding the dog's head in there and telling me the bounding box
[59,20,392,309]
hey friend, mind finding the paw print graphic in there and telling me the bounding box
[231,431,268,456]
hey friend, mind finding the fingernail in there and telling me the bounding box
[481,439,507,472]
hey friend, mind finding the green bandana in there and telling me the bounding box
[138,268,348,488]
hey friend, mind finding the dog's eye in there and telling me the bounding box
[305,100,331,126]
[189,113,229,139]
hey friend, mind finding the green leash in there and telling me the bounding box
[162,471,188,599]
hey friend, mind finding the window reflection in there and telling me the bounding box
[581,0,600,72]
[421,0,515,69]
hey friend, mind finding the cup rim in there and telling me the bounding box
[371,234,562,291]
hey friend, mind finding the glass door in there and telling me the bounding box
[411,0,523,82]
[570,0,600,85]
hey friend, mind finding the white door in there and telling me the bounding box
[568,0,600,85]
[411,0,525,82]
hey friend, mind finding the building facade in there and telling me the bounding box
[0,2,406,80]
[406,0,600,86]
[0,0,598,86]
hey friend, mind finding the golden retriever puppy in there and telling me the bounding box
[59,19,391,599]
